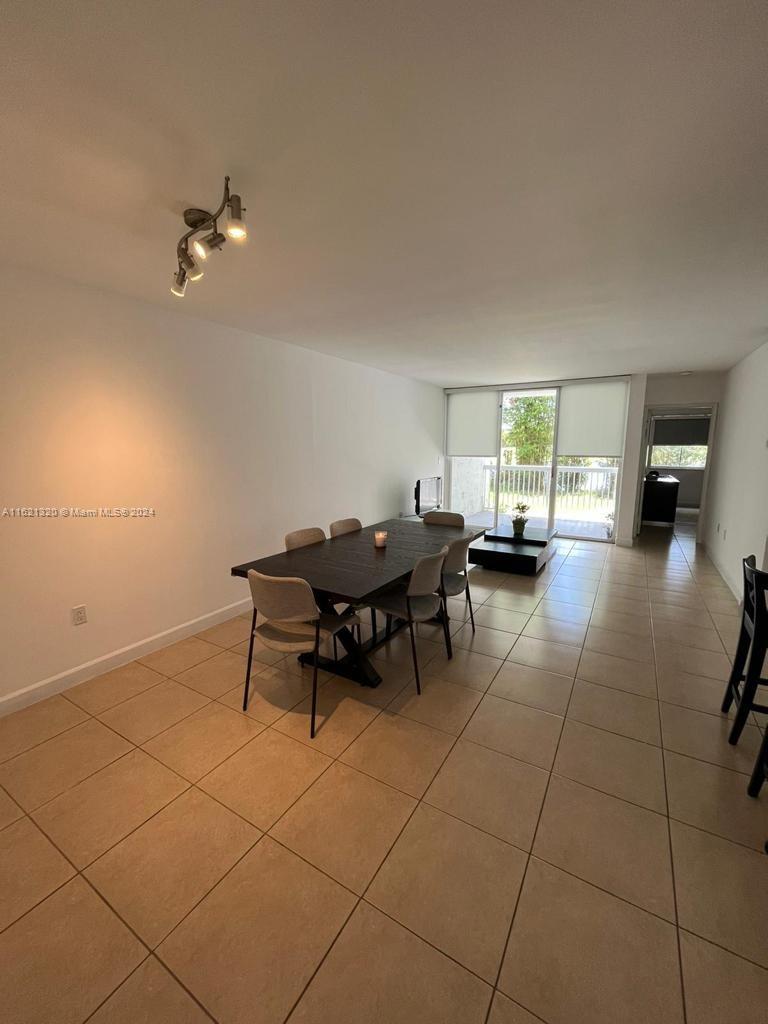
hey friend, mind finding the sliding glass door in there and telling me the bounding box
[497,389,557,531]
[446,380,627,540]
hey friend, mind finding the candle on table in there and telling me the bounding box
[374,531,388,548]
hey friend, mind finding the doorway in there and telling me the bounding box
[638,404,717,544]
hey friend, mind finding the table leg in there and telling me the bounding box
[298,597,409,688]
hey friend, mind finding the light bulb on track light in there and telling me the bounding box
[226,194,247,241]
[171,268,187,297]
[192,231,226,260]
[179,249,204,281]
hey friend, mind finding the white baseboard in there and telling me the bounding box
[0,598,253,717]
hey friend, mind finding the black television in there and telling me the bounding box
[414,476,442,516]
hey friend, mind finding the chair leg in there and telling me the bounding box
[721,622,751,713]
[465,577,476,633]
[386,613,393,638]
[242,608,257,711]
[406,607,421,695]
[729,643,765,745]
[440,587,453,659]
[747,728,768,797]
[310,622,321,739]
[333,635,338,662]
[370,608,377,637]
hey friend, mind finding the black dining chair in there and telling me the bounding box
[720,555,768,745]
[369,547,450,693]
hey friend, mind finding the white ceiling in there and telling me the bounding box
[2,0,767,386]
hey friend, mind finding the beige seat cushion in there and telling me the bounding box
[442,572,468,597]
[256,612,360,653]
[369,588,441,622]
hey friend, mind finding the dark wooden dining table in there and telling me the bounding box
[231,517,483,686]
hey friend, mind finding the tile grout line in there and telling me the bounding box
[481,565,594,1024]
[0,791,224,1023]
[275,577,560,1022]
[650,532,688,1024]
[281,659,487,1023]
[79,951,219,1024]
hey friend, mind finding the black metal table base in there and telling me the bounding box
[298,617,409,687]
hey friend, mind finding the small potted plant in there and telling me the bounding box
[512,502,530,538]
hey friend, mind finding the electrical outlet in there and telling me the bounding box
[71,605,87,626]
[723,529,727,541]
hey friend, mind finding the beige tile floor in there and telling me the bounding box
[1,527,768,1023]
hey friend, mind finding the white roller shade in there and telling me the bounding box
[446,391,499,456]
[556,381,628,457]
[652,417,710,446]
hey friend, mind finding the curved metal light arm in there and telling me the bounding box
[175,176,232,264]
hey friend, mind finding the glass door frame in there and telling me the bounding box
[491,387,560,533]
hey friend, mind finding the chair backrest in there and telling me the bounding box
[329,517,362,538]
[743,555,768,633]
[248,570,318,623]
[443,535,473,575]
[423,510,465,527]
[285,527,326,551]
[407,547,448,597]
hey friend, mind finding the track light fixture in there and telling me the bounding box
[171,268,187,298]
[171,176,247,297]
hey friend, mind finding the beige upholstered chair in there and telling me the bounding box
[369,547,450,692]
[244,570,359,738]
[285,527,326,550]
[441,535,476,632]
[423,510,465,527]
[329,517,362,537]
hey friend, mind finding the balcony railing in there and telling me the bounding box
[484,464,618,522]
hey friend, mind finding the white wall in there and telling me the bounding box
[0,266,444,709]
[703,342,768,596]
[645,372,724,406]
[615,374,647,546]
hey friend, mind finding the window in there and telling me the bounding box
[445,380,628,539]
[650,445,708,468]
